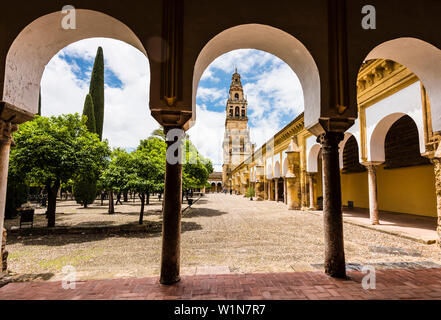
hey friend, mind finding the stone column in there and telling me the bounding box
[160,127,184,285]
[285,151,301,210]
[268,179,273,200]
[275,178,279,202]
[308,172,317,210]
[268,181,272,200]
[317,132,346,278]
[364,163,380,225]
[431,157,441,247]
[255,166,265,201]
[284,178,287,204]
[0,120,17,262]
[263,179,268,200]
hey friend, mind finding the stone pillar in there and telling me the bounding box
[317,132,346,278]
[269,179,274,200]
[364,163,380,225]
[0,120,17,263]
[268,181,272,200]
[307,173,317,210]
[160,128,184,285]
[1,228,7,272]
[275,178,279,202]
[263,178,268,200]
[284,178,287,204]
[255,166,265,201]
[431,157,441,247]
[285,151,301,210]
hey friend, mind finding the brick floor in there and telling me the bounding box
[1,268,441,300]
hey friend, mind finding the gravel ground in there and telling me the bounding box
[4,193,441,282]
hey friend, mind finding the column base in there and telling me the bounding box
[159,275,181,285]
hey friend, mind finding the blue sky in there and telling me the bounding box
[40,39,304,171]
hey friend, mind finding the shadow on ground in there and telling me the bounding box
[0,272,55,288]
[6,221,202,246]
[183,208,227,218]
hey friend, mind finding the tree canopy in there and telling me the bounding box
[9,114,110,226]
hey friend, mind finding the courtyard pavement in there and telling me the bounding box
[1,193,441,299]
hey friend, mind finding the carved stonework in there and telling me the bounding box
[0,119,18,145]
[1,228,7,272]
[432,158,441,247]
[357,60,400,95]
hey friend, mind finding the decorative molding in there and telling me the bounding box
[161,0,183,107]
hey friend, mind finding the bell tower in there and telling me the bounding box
[222,69,252,189]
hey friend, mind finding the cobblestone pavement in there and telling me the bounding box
[1,268,441,300]
[3,194,441,282]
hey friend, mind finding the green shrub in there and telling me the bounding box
[73,176,97,208]
[245,186,255,198]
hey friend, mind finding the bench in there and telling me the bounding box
[18,209,35,229]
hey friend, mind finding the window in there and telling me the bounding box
[229,108,233,117]
[241,108,245,117]
[234,93,239,100]
[235,107,239,116]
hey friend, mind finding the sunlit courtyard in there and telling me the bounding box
[3,194,440,283]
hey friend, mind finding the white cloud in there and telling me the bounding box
[197,87,226,104]
[41,38,156,149]
[187,105,225,172]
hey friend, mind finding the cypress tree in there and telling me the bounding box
[82,94,96,133]
[37,88,41,116]
[89,46,104,140]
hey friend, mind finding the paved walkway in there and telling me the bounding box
[340,208,438,244]
[1,268,441,300]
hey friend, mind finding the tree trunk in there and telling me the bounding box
[139,193,145,225]
[108,191,114,214]
[83,202,87,208]
[46,179,60,227]
[146,192,150,205]
[123,190,128,202]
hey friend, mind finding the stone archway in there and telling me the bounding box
[191,23,320,129]
[364,38,441,132]
[2,9,149,115]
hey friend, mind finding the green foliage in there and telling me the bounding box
[129,137,167,194]
[11,114,109,184]
[151,127,166,141]
[182,139,213,190]
[89,46,104,140]
[99,148,133,193]
[82,94,96,133]
[246,186,255,198]
[9,114,110,225]
[72,176,97,207]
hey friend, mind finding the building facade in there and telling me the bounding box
[230,59,440,244]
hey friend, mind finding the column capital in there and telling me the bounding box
[362,162,382,172]
[316,131,344,149]
[0,119,18,145]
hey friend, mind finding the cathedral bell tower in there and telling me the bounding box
[222,69,252,189]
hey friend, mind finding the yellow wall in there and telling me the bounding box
[377,164,436,217]
[341,171,369,209]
